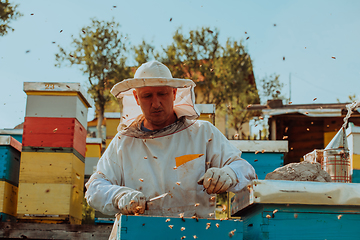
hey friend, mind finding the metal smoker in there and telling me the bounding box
[323,127,350,182]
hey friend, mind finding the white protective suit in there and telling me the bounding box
[85,60,256,239]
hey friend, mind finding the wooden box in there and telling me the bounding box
[19,152,84,185]
[85,138,102,176]
[104,112,121,139]
[117,215,243,240]
[0,136,21,185]
[85,138,102,158]
[196,104,216,125]
[229,140,288,179]
[22,146,85,163]
[0,129,23,143]
[0,181,18,220]
[22,117,87,157]
[353,169,360,183]
[25,95,89,128]
[231,180,360,240]
[17,183,82,224]
[23,82,93,108]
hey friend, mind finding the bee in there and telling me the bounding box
[273,209,278,214]
[208,138,212,142]
[181,227,185,231]
[266,214,271,219]
[194,203,200,207]
[176,182,181,185]
[168,225,173,229]
[165,219,170,222]
[139,178,144,182]
[216,223,219,228]
[337,215,342,220]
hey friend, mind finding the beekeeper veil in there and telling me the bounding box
[110,60,199,130]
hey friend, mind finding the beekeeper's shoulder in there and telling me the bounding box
[187,119,218,132]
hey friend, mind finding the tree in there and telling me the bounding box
[0,0,22,37]
[216,39,260,136]
[133,40,159,66]
[259,74,285,103]
[55,18,131,139]
[337,94,358,103]
[160,27,221,104]
[160,27,260,136]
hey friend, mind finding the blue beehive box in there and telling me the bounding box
[0,136,21,186]
[116,215,243,240]
[230,140,288,179]
[0,129,23,143]
[231,180,360,240]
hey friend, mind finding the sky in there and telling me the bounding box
[1,0,359,129]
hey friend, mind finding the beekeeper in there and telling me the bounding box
[85,60,256,220]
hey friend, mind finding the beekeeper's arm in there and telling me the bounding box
[85,135,145,215]
[198,123,256,194]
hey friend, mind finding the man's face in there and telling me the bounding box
[133,86,177,130]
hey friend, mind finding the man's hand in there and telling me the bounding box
[197,166,237,194]
[114,190,146,215]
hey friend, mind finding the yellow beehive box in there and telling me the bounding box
[17,183,82,224]
[352,155,360,169]
[196,104,215,125]
[105,112,121,138]
[85,138,102,176]
[85,138,102,158]
[19,152,84,185]
[104,112,120,149]
[0,181,18,217]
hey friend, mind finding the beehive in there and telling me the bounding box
[231,180,360,240]
[104,112,121,148]
[17,183,82,224]
[116,215,243,240]
[0,136,21,222]
[229,140,288,179]
[85,138,102,176]
[346,122,360,183]
[22,117,87,158]
[0,181,18,222]
[0,136,21,185]
[23,82,93,128]
[17,82,92,224]
[0,129,23,143]
[196,104,215,125]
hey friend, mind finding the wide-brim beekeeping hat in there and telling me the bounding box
[111,60,199,127]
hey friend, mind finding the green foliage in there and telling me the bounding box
[55,18,131,138]
[216,39,260,132]
[337,94,358,103]
[153,27,260,133]
[133,40,159,66]
[259,74,285,103]
[0,0,22,37]
[160,27,221,104]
